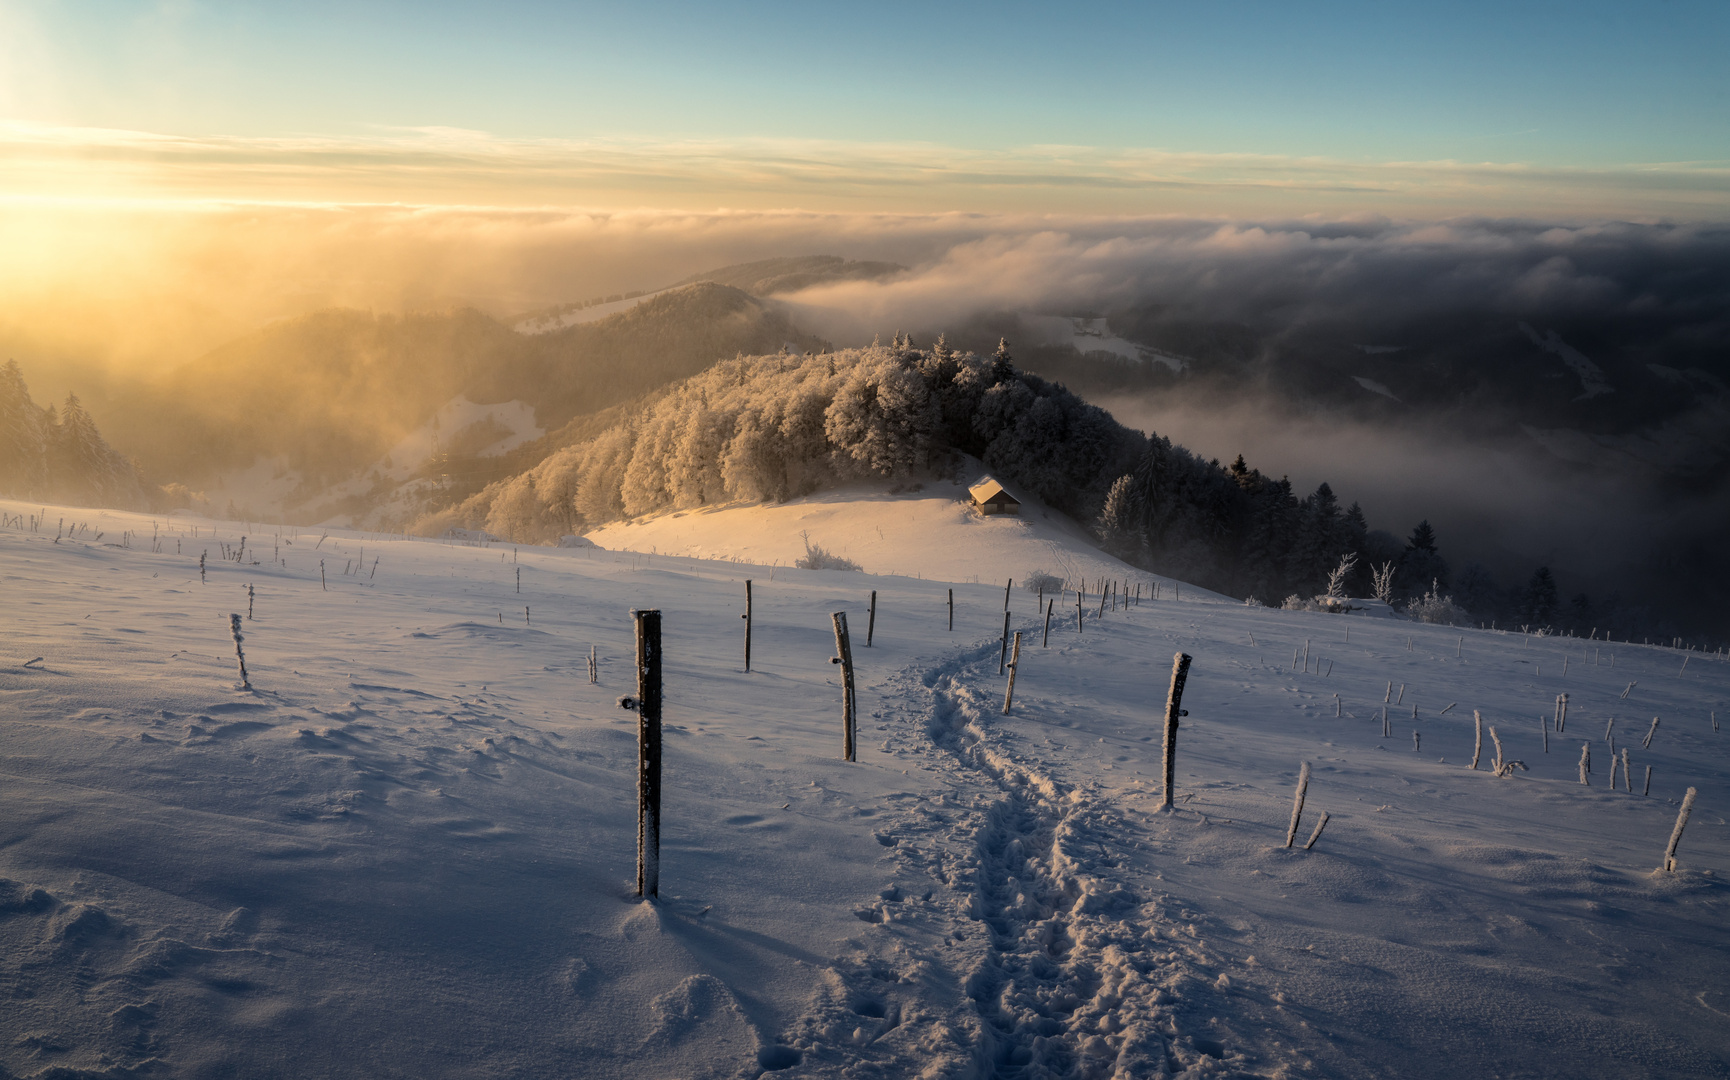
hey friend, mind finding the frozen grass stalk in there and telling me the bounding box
[1471,711,1483,770]
[1662,788,1698,872]
[1303,811,1330,851]
[1643,716,1659,749]
[228,614,250,691]
[1285,762,1311,848]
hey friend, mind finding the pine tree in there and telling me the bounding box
[1096,474,1143,560]
[989,337,1014,384]
[1396,519,1450,599]
[1521,566,1559,627]
[0,360,50,497]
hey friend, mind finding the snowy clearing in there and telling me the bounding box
[1,499,1726,1079]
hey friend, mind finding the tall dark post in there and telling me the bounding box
[1043,598,1053,647]
[1076,588,1083,633]
[831,613,856,761]
[1160,652,1193,810]
[1004,578,1013,610]
[999,610,1011,674]
[742,580,752,671]
[948,589,953,631]
[634,610,663,898]
[868,590,877,647]
[1003,631,1023,714]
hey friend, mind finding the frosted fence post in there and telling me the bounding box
[320,560,326,591]
[1285,762,1311,848]
[1413,730,1420,752]
[1043,598,1053,648]
[1159,652,1193,810]
[229,614,250,691]
[1578,743,1590,785]
[1559,693,1568,732]
[999,610,1011,675]
[1385,681,1392,703]
[589,644,597,684]
[627,609,662,898]
[1643,716,1659,749]
[1643,765,1652,796]
[1397,684,1405,705]
[1303,639,1310,672]
[1382,708,1390,738]
[868,590,877,647]
[516,566,520,594]
[1003,632,1023,715]
[1662,788,1698,871]
[742,580,752,671]
[1303,811,1330,851]
[1608,748,1620,790]
[200,551,206,583]
[1622,748,1632,792]
[830,612,856,762]
[1489,726,1507,775]
[1540,716,1548,753]
[1335,693,1340,717]
[247,584,254,620]
[1471,711,1483,770]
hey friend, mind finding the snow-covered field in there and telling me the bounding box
[2,498,1726,1079]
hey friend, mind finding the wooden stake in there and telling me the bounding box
[1004,578,1013,610]
[1621,748,1632,792]
[630,609,662,898]
[1285,762,1311,847]
[868,590,877,647]
[589,644,597,684]
[1043,598,1053,647]
[1471,711,1483,769]
[1303,811,1330,851]
[948,588,953,632]
[1643,765,1652,796]
[1003,632,1023,714]
[999,610,1011,675]
[1396,683,1405,705]
[1662,788,1698,871]
[1076,589,1083,633]
[1159,652,1193,810]
[247,584,254,620]
[830,612,856,762]
[742,580,753,671]
[1578,743,1590,785]
[1413,730,1421,752]
[1540,716,1548,753]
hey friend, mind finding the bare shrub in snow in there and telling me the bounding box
[1324,553,1358,599]
[1282,594,1323,612]
[795,531,861,572]
[1023,570,1064,595]
[1407,579,1469,625]
[1370,561,1397,602]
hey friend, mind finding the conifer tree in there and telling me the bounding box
[0,360,50,497]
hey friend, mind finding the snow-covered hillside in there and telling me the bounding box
[586,478,1222,599]
[2,499,1726,1079]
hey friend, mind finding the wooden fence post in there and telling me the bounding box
[1004,578,1012,610]
[948,588,953,632]
[868,590,877,647]
[1043,598,1053,648]
[1076,589,1083,633]
[1159,652,1193,809]
[1285,762,1311,847]
[629,609,663,898]
[830,613,856,762]
[1003,632,1023,714]
[742,580,753,671]
[999,610,1011,675]
[1471,711,1483,770]
[1663,787,1698,871]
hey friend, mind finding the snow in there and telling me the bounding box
[1350,375,1400,402]
[1025,316,1189,373]
[512,291,674,335]
[1520,322,1614,401]
[2,496,1726,1078]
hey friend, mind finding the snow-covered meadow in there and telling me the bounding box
[1,498,1726,1079]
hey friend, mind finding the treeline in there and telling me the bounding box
[0,360,146,509]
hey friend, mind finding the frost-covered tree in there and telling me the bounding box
[1096,474,1144,560]
[1520,566,1560,627]
[0,359,51,497]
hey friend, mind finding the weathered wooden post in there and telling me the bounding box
[948,588,954,632]
[1303,811,1330,851]
[1285,761,1311,847]
[247,584,255,620]
[621,609,662,898]
[588,644,597,683]
[830,612,856,762]
[1662,787,1698,871]
[1578,742,1590,785]
[1003,632,1023,714]
[868,590,877,647]
[1643,765,1652,796]
[999,610,1011,675]
[742,580,753,671]
[229,614,251,691]
[1076,588,1083,633]
[1159,652,1193,810]
[1471,711,1483,770]
[1043,598,1053,647]
[1621,748,1632,792]
[1004,578,1013,610]
[1643,716,1659,749]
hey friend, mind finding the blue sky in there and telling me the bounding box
[1,1,1725,214]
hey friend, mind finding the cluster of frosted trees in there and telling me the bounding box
[448,339,1138,543]
[0,361,145,509]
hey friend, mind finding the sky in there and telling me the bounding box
[1,0,1726,216]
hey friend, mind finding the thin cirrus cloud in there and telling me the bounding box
[3,121,1729,218]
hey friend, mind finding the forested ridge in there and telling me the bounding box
[0,360,146,510]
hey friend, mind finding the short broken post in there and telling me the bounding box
[1662,787,1698,871]
[620,608,662,899]
[1159,652,1193,810]
[1002,632,1023,714]
[1578,743,1591,785]
[1285,762,1312,848]
[228,614,251,691]
[830,612,856,762]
